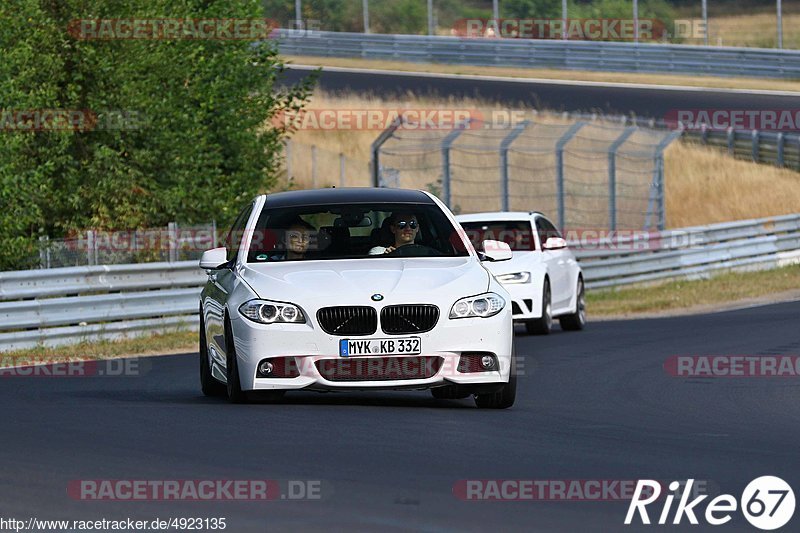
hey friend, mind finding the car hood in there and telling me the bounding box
[240,257,489,307]
[481,251,538,276]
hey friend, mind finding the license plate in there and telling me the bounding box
[339,337,421,357]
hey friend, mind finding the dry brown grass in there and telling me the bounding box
[705,12,800,49]
[664,141,800,227]
[281,91,800,228]
[282,55,800,93]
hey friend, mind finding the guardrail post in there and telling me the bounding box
[555,122,586,231]
[751,129,760,162]
[441,124,470,209]
[370,117,403,187]
[608,126,637,231]
[499,120,530,212]
[777,132,785,167]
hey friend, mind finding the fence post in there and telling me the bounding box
[285,140,293,185]
[339,153,346,187]
[311,145,317,188]
[555,122,587,231]
[440,123,471,208]
[645,129,683,231]
[499,120,530,212]
[86,230,96,266]
[38,236,48,269]
[727,127,735,155]
[607,126,637,231]
[168,222,178,263]
[751,129,759,162]
[777,132,785,166]
[370,117,403,187]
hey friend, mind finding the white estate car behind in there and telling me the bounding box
[456,212,585,335]
[199,188,517,408]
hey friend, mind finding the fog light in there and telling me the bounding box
[259,361,274,375]
[480,355,495,369]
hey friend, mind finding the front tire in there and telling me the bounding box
[525,280,552,335]
[474,347,516,409]
[559,277,586,331]
[225,319,248,404]
[200,315,225,397]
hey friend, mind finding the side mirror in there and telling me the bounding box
[543,237,567,251]
[480,240,513,262]
[199,247,229,270]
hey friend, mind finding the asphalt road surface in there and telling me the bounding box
[3,300,799,532]
[280,65,800,120]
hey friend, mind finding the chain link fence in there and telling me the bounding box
[373,115,680,231]
[283,140,371,189]
[35,223,217,270]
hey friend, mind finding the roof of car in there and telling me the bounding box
[455,211,544,222]
[263,187,435,208]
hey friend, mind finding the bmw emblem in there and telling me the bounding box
[371,294,384,302]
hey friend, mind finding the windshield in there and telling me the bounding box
[458,220,536,251]
[246,203,470,262]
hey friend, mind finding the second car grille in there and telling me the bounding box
[317,306,377,336]
[380,304,440,334]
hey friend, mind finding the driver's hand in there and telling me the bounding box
[383,246,395,254]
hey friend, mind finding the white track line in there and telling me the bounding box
[288,64,800,97]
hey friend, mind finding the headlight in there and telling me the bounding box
[496,272,531,284]
[239,299,306,324]
[450,292,506,319]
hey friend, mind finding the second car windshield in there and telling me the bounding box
[246,203,470,262]
[459,221,536,251]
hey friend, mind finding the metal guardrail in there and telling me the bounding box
[0,214,798,351]
[575,214,800,288]
[0,262,205,351]
[276,30,800,80]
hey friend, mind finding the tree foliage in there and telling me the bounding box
[0,0,314,269]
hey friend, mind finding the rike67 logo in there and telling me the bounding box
[625,477,795,530]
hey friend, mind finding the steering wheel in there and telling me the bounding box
[386,244,443,257]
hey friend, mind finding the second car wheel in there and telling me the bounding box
[559,277,587,331]
[525,279,552,335]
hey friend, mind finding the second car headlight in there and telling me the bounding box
[239,299,306,324]
[496,271,531,284]
[450,292,506,319]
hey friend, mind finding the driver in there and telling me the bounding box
[369,213,419,255]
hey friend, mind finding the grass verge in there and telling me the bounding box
[0,330,197,365]
[283,55,800,93]
[587,264,800,317]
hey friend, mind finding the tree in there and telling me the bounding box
[0,0,315,270]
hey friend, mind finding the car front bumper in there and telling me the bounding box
[226,309,513,392]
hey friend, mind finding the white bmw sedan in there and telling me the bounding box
[199,188,516,408]
[456,212,585,335]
